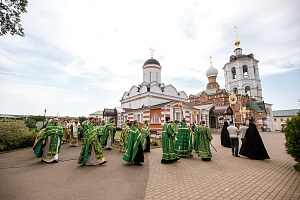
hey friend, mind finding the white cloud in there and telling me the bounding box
[0,0,300,116]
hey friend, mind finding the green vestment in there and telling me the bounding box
[101,122,116,145]
[81,122,88,140]
[78,124,105,165]
[195,125,213,158]
[120,123,130,150]
[194,126,200,152]
[162,122,177,161]
[141,123,150,150]
[175,122,193,156]
[123,124,143,162]
[33,122,63,160]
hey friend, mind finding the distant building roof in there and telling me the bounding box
[90,110,103,115]
[213,105,233,115]
[192,88,218,97]
[247,100,265,113]
[0,114,19,118]
[194,104,214,111]
[272,109,299,117]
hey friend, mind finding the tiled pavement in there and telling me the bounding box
[145,132,300,200]
[0,131,299,200]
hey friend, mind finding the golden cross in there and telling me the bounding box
[239,107,250,120]
[149,47,155,58]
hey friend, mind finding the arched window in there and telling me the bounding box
[253,66,256,77]
[231,67,236,79]
[233,87,238,94]
[243,65,248,77]
[150,72,151,82]
[153,113,159,123]
[245,86,251,96]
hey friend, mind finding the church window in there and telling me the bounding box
[280,118,283,122]
[156,72,158,82]
[233,87,238,94]
[253,66,256,77]
[153,113,159,123]
[137,114,141,122]
[243,65,248,77]
[245,86,251,96]
[231,67,236,79]
[150,72,151,82]
[274,118,277,122]
[175,112,180,121]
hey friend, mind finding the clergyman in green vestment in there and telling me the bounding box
[175,118,193,157]
[194,121,213,161]
[161,117,180,164]
[120,120,130,152]
[33,117,63,163]
[141,120,150,152]
[102,118,116,150]
[123,121,144,166]
[78,120,107,166]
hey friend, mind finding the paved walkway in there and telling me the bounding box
[145,132,300,200]
[0,131,299,200]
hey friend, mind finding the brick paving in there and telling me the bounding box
[145,132,300,200]
[0,131,299,200]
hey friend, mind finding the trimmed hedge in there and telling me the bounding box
[0,119,37,151]
[285,111,300,162]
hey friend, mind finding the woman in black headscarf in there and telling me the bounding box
[220,121,231,148]
[239,119,270,160]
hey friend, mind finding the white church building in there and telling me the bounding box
[119,53,195,131]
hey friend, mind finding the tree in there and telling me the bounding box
[25,115,44,129]
[78,116,87,123]
[0,0,28,36]
[285,111,300,162]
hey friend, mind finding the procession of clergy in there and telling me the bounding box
[33,115,269,166]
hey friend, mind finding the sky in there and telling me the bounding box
[0,0,299,117]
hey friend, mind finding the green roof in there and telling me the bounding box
[247,100,265,113]
[272,109,300,117]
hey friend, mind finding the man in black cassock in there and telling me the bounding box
[239,119,270,160]
[220,121,231,148]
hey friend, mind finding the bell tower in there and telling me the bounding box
[223,27,263,101]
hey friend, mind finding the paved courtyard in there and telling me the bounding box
[0,131,299,200]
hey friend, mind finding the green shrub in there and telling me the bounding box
[285,111,300,162]
[0,119,37,151]
[25,115,44,129]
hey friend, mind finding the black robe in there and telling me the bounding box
[144,135,151,152]
[239,122,270,160]
[220,122,231,148]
